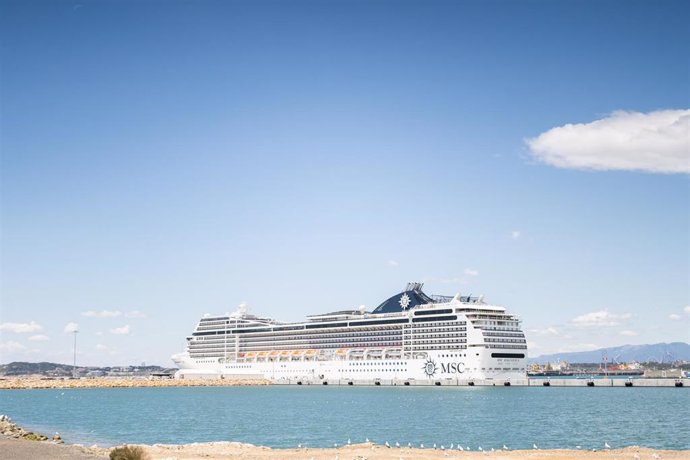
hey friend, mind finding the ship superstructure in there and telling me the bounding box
[172,283,528,382]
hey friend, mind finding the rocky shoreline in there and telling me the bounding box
[0,414,62,442]
[0,376,270,390]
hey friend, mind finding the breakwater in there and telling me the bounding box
[0,377,270,390]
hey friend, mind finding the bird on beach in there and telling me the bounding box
[395,442,400,448]
[466,446,471,451]
[433,443,436,449]
[333,443,338,448]
[365,438,370,443]
[441,445,445,451]
[503,444,508,450]
[385,441,390,448]
[458,446,464,451]
[408,442,412,448]
[347,438,351,445]
[533,444,539,449]
[297,444,302,448]
[420,443,424,449]
[605,442,611,449]
[576,446,582,449]
[478,446,483,452]
[450,443,454,449]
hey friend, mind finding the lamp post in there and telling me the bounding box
[72,329,79,378]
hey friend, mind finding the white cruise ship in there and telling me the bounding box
[172,283,528,383]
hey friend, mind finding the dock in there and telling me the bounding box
[273,377,689,387]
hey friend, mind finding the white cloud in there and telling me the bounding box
[526,109,690,174]
[684,305,690,315]
[63,322,79,333]
[619,330,638,336]
[387,260,399,267]
[0,341,26,352]
[0,321,43,333]
[571,310,632,327]
[110,325,130,335]
[669,314,681,321]
[28,334,50,341]
[82,310,122,318]
[124,310,146,319]
[463,268,479,277]
[511,230,521,240]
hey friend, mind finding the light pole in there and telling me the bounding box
[72,329,79,378]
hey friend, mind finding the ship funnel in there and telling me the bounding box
[405,282,424,291]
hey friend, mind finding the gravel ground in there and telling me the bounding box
[0,436,107,459]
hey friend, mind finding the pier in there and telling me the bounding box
[274,377,689,387]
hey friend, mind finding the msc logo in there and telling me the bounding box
[440,362,466,374]
[422,358,438,377]
[422,359,466,378]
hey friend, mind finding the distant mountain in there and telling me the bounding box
[529,342,690,364]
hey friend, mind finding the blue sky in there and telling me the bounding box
[1,0,688,366]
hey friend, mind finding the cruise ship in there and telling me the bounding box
[172,283,528,382]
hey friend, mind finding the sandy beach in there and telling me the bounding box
[102,443,690,459]
[0,377,270,390]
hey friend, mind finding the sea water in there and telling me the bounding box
[0,385,688,450]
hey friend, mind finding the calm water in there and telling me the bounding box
[1,386,688,450]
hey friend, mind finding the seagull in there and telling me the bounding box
[576,446,582,449]
[491,448,495,452]
[365,438,370,443]
[459,446,464,451]
[395,442,400,448]
[433,443,436,449]
[347,438,351,445]
[385,441,390,448]
[466,446,471,451]
[333,443,338,448]
[408,442,412,448]
[450,443,454,449]
[441,445,445,450]
[420,443,424,449]
[478,446,483,452]
[533,444,539,449]
[297,444,302,448]
[503,444,509,450]
[605,442,611,449]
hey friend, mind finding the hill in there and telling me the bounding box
[0,361,173,377]
[529,342,690,364]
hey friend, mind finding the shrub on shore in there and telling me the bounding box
[109,445,150,460]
